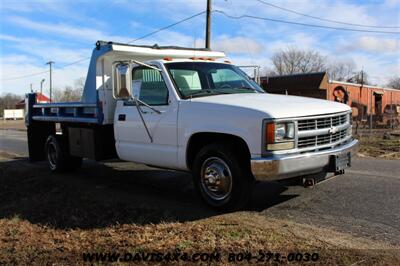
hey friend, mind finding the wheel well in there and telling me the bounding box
[27,121,56,161]
[186,132,251,170]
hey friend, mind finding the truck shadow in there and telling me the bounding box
[0,156,299,230]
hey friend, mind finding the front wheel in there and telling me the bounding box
[192,143,254,211]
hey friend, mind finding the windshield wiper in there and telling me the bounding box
[232,86,257,92]
[187,90,229,99]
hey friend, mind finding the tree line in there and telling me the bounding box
[267,46,399,89]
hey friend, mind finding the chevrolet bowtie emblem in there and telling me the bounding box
[328,126,339,134]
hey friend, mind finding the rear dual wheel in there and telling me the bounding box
[45,135,82,172]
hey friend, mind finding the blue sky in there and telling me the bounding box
[0,0,399,95]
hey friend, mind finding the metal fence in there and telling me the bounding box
[352,98,400,134]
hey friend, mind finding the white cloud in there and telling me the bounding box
[0,34,91,95]
[7,16,129,43]
[0,34,91,64]
[339,36,399,54]
[1,60,88,96]
[212,35,263,54]
[358,36,399,53]
[1,0,107,27]
[351,54,399,85]
[0,54,37,65]
[384,0,400,7]
[134,30,197,47]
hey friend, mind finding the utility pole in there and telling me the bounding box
[40,79,45,95]
[30,83,33,92]
[46,61,54,102]
[205,0,212,49]
[362,70,373,134]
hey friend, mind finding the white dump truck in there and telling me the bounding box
[26,41,358,210]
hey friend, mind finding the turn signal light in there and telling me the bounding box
[265,122,275,144]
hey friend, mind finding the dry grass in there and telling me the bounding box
[0,151,399,265]
[357,135,400,159]
[1,214,399,265]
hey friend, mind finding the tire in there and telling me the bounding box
[192,143,254,211]
[45,135,82,172]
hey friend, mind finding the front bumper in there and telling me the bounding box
[251,139,359,181]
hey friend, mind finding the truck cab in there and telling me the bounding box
[26,41,358,210]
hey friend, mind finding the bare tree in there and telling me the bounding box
[0,93,23,116]
[347,71,370,85]
[268,48,376,86]
[271,47,326,75]
[387,76,400,90]
[52,77,86,102]
[53,86,82,102]
[74,77,86,93]
[327,60,356,81]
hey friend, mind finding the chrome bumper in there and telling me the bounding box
[251,139,359,181]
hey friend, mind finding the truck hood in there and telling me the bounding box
[191,93,350,118]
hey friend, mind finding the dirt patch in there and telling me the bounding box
[0,152,399,265]
[0,120,26,131]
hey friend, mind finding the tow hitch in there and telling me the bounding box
[302,177,315,188]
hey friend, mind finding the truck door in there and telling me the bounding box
[114,66,178,168]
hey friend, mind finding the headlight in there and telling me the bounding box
[275,122,295,142]
[265,121,295,151]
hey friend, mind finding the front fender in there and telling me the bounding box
[176,102,265,170]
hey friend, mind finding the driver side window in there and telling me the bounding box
[132,67,169,105]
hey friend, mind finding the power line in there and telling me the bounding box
[1,70,50,81]
[214,10,400,34]
[2,11,206,82]
[256,0,400,29]
[127,11,206,43]
[59,57,91,68]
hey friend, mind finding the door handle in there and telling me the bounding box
[118,114,126,121]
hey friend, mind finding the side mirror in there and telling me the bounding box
[113,62,132,99]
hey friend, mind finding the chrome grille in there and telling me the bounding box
[297,113,350,149]
[298,129,348,148]
[298,114,347,131]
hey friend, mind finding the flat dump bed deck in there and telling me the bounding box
[26,93,103,125]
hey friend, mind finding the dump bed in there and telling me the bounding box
[25,93,103,126]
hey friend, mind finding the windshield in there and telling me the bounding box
[165,62,265,99]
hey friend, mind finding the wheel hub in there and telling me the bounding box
[200,157,232,201]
